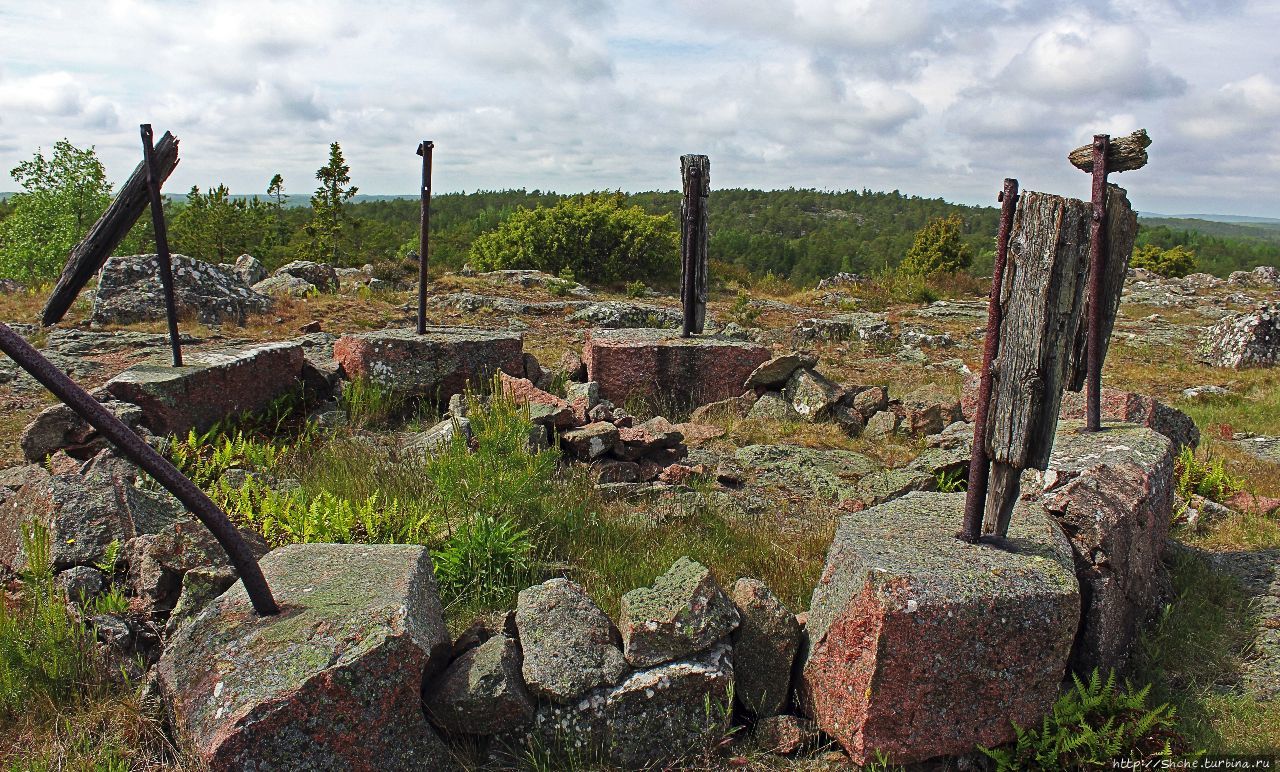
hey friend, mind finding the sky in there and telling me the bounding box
[1,0,1278,217]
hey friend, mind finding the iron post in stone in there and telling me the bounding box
[1067,129,1149,432]
[960,178,1018,543]
[680,154,709,337]
[141,124,183,367]
[0,321,279,616]
[416,140,434,335]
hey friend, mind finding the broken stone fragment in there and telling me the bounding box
[619,556,739,667]
[425,634,535,736]
[744,352,817,390]
[730,578,800,718]
[784,367,844,422]
[516,578,628,702]
[560,422,620,461]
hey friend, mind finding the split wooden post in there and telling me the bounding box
[680,154,709,337]
[140,124,182,367]
[42,132,180,326]
[416,140,434,335]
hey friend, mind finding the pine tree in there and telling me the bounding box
[306,143,357,266]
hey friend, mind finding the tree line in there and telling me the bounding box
[2,139,1276,286]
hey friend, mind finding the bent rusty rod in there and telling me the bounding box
[140,124,182,367]
[1084,134,1110,432]
[0,322,279,615]
[960,178,1018,543]
[416,140,434,335]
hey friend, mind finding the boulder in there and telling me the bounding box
[90,254,271,327]
[745,353,817,390]
[862,410,900,440]
[583,328,771,407]
[516,578,628,702]
[734,444,879,502]
[252,274,316,297]
[514,644,733,769]
[560,422,620,461]
[730,578,801,717]
[847,386,889,421]
[899,385,961,437]
[333,327,524,399]
[2,456,182,572]
[784,368,844,422]
[1037,422,1175,673]
[799,492,1079,765]
[232,254,266,286]
[792,313,891,345]
[19,399,145,462]
[1197,305,1278,369]
[156,543,454,771]
[165,566,237,636]
[273,260,339,292]
[104,342,305,436]
[425,634,535,736]
[619,556,740,667]
[56,565,107,604]
[568,301,682,329]
[748,391,801,422]
[125,516,269,615]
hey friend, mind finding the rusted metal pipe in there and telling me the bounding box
[1084,134,1110,432]
[416,140,434,335]
[140,124,182,368]
[0,322,279,616]
[960,178,1018,543]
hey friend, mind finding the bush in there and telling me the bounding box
[1131,244,1196,278]
[899,214,973,276]
[468,193,679,284]
[981,670,1187,770]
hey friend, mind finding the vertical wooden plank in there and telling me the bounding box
[680,154,709,336]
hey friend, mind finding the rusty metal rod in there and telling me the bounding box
[1084,134,1110,432]
[416,140,434,335]
[0,322,279,616]
[140,124,182,367]
[680,167,702,338]
[960,178,1019,543]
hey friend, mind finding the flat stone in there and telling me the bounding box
[560,422,620,460]
[156,543,454,770]
[499,372,576,429]
[333,327,524,400]
[568,301,682,329]
[855,468,936,506]
[745,353,817,390]
[104,342,305,436]
[403,417,472,456]
[583,328,770,407]
[735,444,879,501]
[784,368,844,422]
[1036,422,1175,673]
[516,578,628,702]
[425,634,535,736]
[619,556,740,667]
[731,578,801,717]
[792,313,891,344]
[799,492,1079,765]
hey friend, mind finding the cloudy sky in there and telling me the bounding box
[1,0,1277,216]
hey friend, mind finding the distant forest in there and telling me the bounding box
[2,187,1275,286]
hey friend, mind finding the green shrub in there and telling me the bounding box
[1131,244,1196,278]
[339,376,407,429]
[434,515,537,608]
[625,280,647,299]
[724,289,761,328]
[468,193,679,284]
[1174,446,1244,503]
[981,670,1187,770]
[899,214,973,276]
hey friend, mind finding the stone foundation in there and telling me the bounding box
[583,328,770,406]
[333,327,523,399]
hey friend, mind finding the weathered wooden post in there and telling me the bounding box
[1068,129,1149,431]
[140,124,182,367]
[960,178,1018,543]
[416,140,434,335]
[42,131,180,326]
[680,154,709,337]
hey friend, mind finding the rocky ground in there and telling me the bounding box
[1,257,1278,767]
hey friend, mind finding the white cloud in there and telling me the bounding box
[1001,21,1185,100]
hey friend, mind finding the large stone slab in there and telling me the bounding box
[799,492,1079,766]
[156,543,454,771]
[1036,422,1174,673]
[333,327,523,399]
[104,341,304,436]
[583,328,770,406]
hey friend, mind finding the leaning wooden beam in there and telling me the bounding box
[1068,129,1150,174]
[1065,184,1138,392]
[41,131,180,326]
[981,190,1092,537]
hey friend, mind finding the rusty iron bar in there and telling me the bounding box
[680,166,703,338]
[416,140,434,335]
[1084,134,1110,432]
[0,322,280,616]
[140,124,182,367]
[960,178,1019,543]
